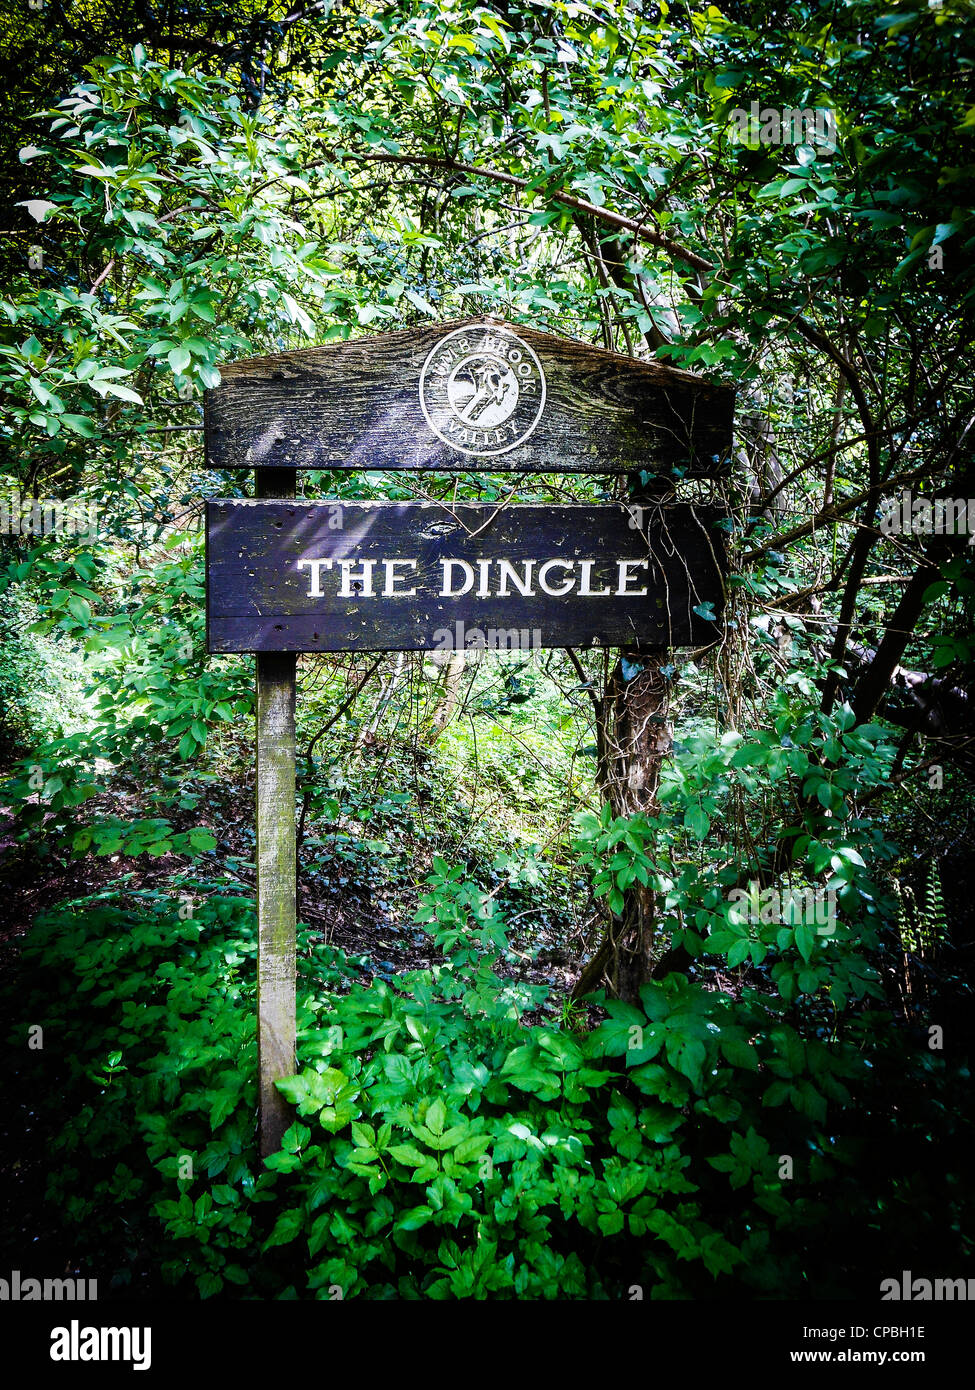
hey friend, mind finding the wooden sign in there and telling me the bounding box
[206,501,726,654]
[205,317,734,476]
[202,318,735,1160]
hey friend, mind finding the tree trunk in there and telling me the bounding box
[573,651,673,1002]
[426,650,467,744]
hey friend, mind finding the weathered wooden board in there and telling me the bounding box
[206,501,726,653]
[204,318,734,477]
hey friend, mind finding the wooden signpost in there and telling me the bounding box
[204,317,734,1157]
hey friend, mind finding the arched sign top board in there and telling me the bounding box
[204,316,735,476]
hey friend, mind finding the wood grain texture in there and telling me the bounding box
[204,317,734,476]
[254,468,296,1161]
[206,500,726,653]
[255,650,297,1158]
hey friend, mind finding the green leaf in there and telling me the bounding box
[404,288,437,317]
[726,939,751,968]
[96,381,143,404]
[67,595,92,624]
[795,923,815,962]
[424,1098,447,1135]
[263,1209,304,1249]
[396,1204,433,1231]
[282,1121,311,1153]
[351,1121,375,1148]
[388,1143,428,1167]
[721,1037,759,1071]
[60,414,98,437]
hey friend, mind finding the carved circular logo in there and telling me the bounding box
[419,325,546,457]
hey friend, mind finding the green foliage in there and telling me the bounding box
[572,695,899,1007]
[896,860,949,956]
[1,0,974,1307]
[0,586,90,755]
[4,860,972,1300]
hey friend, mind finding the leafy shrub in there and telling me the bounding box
[5,852,971,1300]
[0,587,90,757]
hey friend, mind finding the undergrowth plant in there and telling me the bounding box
[4,842,971,1300]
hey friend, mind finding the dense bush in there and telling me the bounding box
[0,588,90,757]
[5,835,971,1300]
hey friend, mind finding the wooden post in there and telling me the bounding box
[255,467,296,1158]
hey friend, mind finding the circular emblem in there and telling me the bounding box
[419,325,546,457]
